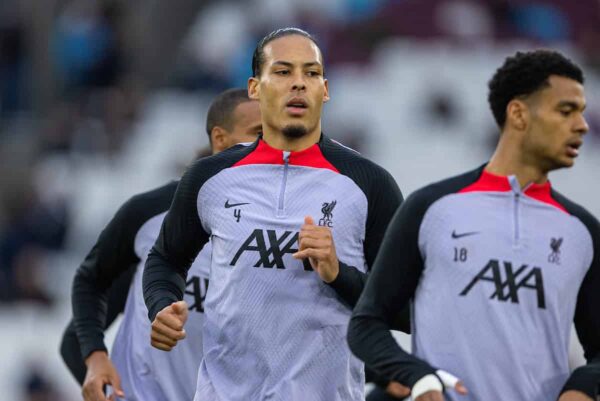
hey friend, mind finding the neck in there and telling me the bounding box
[261,123,322,152]
[486,131,548,188]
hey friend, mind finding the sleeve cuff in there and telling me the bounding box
[392,363,438,389]
[325,261,366,307]
[326,261,354,288]
[561,363,600,399]
[80,337,108,361]
[148,297,177,322]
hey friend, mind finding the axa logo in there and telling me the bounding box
[319,200,337,227]
[548,237,562,265]
[460,259,546,309]
[185,275,209,313]
[230,229,311,270]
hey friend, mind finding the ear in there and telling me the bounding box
[248,77,260,100]
[323,78,330,103]
[506,99,528,131]
[210,126,228,153]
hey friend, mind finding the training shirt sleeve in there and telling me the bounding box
[347,188,439,387]
[561,213,600,398]
[72,201,143,359]
[328,167,403,307]
[320,137,404,308]
[71,182,177,360]
[60,320,86,385]
[62,264,135,383]
[143,155,232,321]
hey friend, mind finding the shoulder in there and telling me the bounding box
[85,182,179,266]
[319,135,398,194]
[551,189,600,243]
[403,167,484,215]
[320,135,387,175]
[127,181,178,209]
[120,181,178,220]
[112,181,179,231]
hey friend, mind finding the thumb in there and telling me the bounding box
[110,372,125,397]
[304,216,315,225]
[455,381,468,395]
[436,369,468,395]
[171,301,189,324]
[171,300,188,315]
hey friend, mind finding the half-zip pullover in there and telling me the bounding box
[144,135,403,401]
[349,165,600,401]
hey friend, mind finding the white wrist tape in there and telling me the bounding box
[411,369,461,399]
[411,374,443,399]
[436,369,460,389]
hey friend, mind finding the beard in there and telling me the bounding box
[282,124,309,139]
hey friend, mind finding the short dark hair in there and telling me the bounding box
[206,88,252,140]
[252,27,321,77]
[487,49,584,127]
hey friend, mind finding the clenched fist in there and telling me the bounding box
[150,300,188,351]
[294,216,339,283]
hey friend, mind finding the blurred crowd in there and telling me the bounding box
[1,0,600,399]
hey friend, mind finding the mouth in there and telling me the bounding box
[566,139,583,158]
[286,98,308,116]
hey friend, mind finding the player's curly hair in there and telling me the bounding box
[252,27,321,78]
[487,50,584,128]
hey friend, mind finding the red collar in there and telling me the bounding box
[459,169,567,213]
[233,139,339,173]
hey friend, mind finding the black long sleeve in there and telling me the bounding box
[60,321,87,385]
[348,187,438,387]
[61,263,136,384]
[72,182,178,359]
[144,157,230,321]
[347,169,485,388]
[556,191,600,398]
[322,138,403,307]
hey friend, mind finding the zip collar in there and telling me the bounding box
[233,135,339,173]
[460,167,567,214]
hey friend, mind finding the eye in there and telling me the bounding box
[275,70,289,75]
[559,110,572,117]
[306,71,321,77]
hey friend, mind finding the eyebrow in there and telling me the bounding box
[557,100,586,111]
[271,61,322,69]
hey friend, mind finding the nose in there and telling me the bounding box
[574,113,589,135]
[291,71,306,92]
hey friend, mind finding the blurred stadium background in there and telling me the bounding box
[1,0,599,399]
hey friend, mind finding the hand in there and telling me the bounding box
[558,390,594,401]
[386,381,411,398]
[413,370,468,401]
[82,351,124,401]
[293,216,339,283]
[150,300,188,351]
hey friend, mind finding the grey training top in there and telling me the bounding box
[143,135,403,401]
[349,166,600,401]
